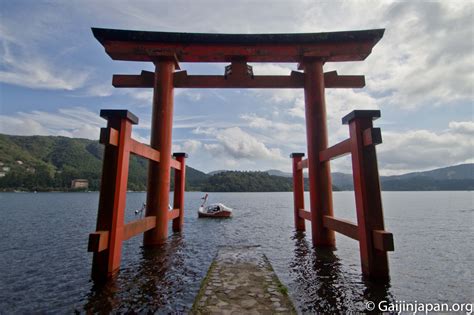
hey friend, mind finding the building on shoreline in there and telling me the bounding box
[71,179,89,189]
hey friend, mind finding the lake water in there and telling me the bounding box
[0,191,472,313]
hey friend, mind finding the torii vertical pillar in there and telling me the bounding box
[291,153,306,231]
[172,152,187,232]
[144,58,175,245]
[303,59,336,247]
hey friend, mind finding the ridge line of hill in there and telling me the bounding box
[1,134,472,192]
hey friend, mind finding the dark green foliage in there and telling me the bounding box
[202,171,338,192]
[4,134,470,192]
[202,171,292,192]
[332,164,474,191]
[0,134,208,192]
[381,178,474,191]
[0,134,336,192]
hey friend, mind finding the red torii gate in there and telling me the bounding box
[88,27,394,281]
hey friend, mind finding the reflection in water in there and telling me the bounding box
[289,232,393,313]
[83,278,120,314]
[84,231,394,313]
[84,234,194,313]
[363,275,394,312]
[2,192,472,313]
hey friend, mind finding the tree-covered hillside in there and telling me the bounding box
[331,165,474,191]
[0,134,207,191]
[202,171,338,192]
[3,134,468,192]
[203,171,293,192]
[0,134,336,192]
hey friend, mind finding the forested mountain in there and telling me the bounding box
[265,165,474,191]
[201,171,328,192]
[0,134,207,191]
[1,134,472,192]
[0,134,335,192]
[203,171,292,192]
[330,165,474,191]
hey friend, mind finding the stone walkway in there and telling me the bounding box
[192,246,296,314]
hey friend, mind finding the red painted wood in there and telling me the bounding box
[88,216,158,253]
[112,70,364,89]
[99,127,119,146]
[362,127,382,146]
[373,230,394,252]
[323,71,365,88]
[100,127,162,162]
[103,41,376,63]
[170,159,182,170]
[291,154,306,231]
[298,209,312,221]
[297,158,308,170]
[88,231,109,253]
[92,115,130,281]
[144,59,176,246]
[106,118,132,276]
[349,115,390,279]
[319,138,351,162]
[130,140,160,162]
[123,216,157,241]
[304,60,335,247]
[112,71,154,87]
[322,215,359,240]
[172,155,186,232]
[168,208,180,221]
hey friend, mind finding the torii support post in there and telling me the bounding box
[172,153,187,232]
[144,58,176,246]
[290,110,393,279]
[91,110,138,281]
[290,153,306,231]
[344,110,390,279]
[303,60,335,247]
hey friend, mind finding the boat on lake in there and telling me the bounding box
[198,203,233,218]
[198,194,232,218]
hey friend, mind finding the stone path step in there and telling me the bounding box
[192,246,296,314]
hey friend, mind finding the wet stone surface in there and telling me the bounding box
[192,246,296,314]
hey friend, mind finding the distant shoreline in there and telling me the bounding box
[1,135,472,193]
[1,189,472,193]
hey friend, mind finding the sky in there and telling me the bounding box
[0,0,472,175]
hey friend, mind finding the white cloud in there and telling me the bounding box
[330,1,473,110]
[171,140,203,157]
[300,120,474,176]
[251,64,294,76]
[0,20,89,90]
[194,126,285,162]
[448,121,474,135]
[377,121,474,175]
[125,90,154,105]
[250,87,380,147]
[132,133,150,144]
[0,45,89,90]
[1,1,472,175]
[179,90,202,102]
[181,139,202,154]
[85,84,115,97]
[239,113,306,150]
[240,114,274,129]
[0,107,102,140]
[0,116,49,136]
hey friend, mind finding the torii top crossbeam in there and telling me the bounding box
[92,27,384,63]
[92,28,384,89]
